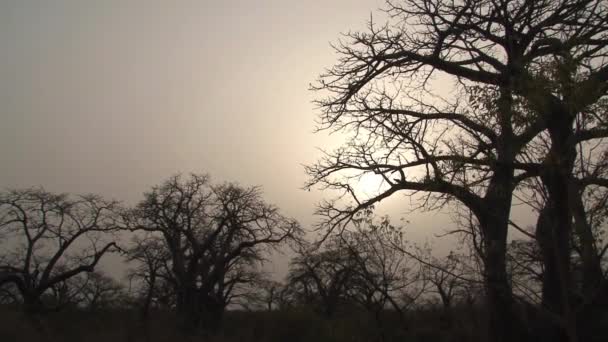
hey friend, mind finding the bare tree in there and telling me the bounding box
[286,242,357,317]
[126,234,174,318]
[223,272,282,312]
[340,215,426,322]
[124,173,303,332]
[0,188,121,315]
[508,106,608,340]
[254,279,284,312]
[420,251,465,312]
[306,1,608,340]
[0,282,20,306]
[75,271,126,311]
[507,238,544,305]
[286,217,425,327]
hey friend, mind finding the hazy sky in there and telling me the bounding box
[1,1,374,203]
[0,0,474,275]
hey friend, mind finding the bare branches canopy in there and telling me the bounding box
[0,188,122,313]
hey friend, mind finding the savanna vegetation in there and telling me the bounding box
[3,0,608,341]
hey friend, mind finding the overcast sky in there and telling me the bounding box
[0,0,482,276]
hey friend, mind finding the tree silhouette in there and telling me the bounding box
[124,173,303,333]
[307,1,608,340]
[0,188,121,315]
[126,234,174,318]
[287,243,357,317]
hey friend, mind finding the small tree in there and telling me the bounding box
[286,242,357,317]
[126,234,174,318]
[75,271,126,311]
[340,215,425,323]
[254,279,284,312]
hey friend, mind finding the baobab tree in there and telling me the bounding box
[306,1,608,341]
[0,188,121,315]
[124,173,303,332]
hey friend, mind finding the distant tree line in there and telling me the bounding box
[0,173,513,340]
[0,173,304,334]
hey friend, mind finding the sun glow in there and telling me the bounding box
[354,172,388,196]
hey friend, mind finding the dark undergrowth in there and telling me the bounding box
[4,304,605,342]
[0,305,488,342]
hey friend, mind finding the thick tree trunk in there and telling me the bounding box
[481,215,518,342]
[22,292,46,333]
[570,188,603,294]
[175,285,226,335]
[176,285,202,333]
[321,296,336,318]
[199,295,225,334]
[475,87,524,342]
[536,206,569,342]
[477,171,521,341]
[477,118,522,342]
[537,109,577,342]
[23,295,43,315]
[570,164,606,342]
[536,207,564,314]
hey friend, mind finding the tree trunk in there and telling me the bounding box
[23,296,42,314]
[530,105,581,342]
[176,285,202,334]
[539,109,578,342]
[535,206,568,342]
[477,138,522,342]
[481,216,518,342]
[570,186,603,294]
[199,295,225,334]
[474,87,524,342]
[536,207,563,314]
[437,288,452,329]
[22,292,46,333]
[141,274,156,320]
